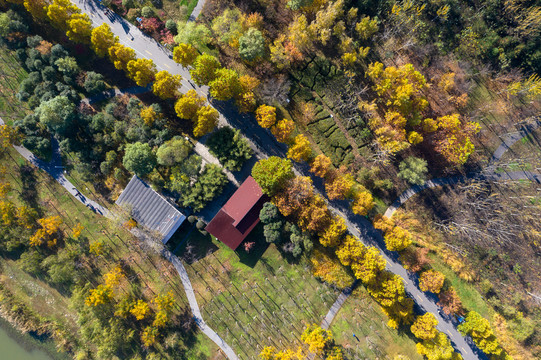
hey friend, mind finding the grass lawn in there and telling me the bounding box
[427,253,493,319]
[0,148,223,358]
[330,287,422,360]
[177,225,341,359]
[0,45,31,124]
[175,223,422,360]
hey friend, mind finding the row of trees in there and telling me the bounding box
[260,324,343,360]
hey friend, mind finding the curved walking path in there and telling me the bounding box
[162,249,239,360]
[1,115,239,358]
[66,3,482,358]
[385,116,541,218]
[320,121,541,340]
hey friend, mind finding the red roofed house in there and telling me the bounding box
[205,176,268,250]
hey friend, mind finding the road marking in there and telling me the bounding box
[416,294,423,303]
[163,63,171,69]
[461,347,467,353]
[145,50,153,56]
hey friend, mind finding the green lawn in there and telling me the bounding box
[175,223,422,359]
[0,45,30,123]
[0,148,223,358]
[428,253,493,319]
[178,226,340,359]
[330,287,422,360]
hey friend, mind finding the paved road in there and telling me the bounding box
[67,3,482,358]
[385,117,541,218]
[0,117,108,215]
[188,0,206,21]
[1,115,238,359]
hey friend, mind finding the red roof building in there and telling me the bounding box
[205,176,268,250]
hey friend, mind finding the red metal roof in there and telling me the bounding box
[205,176,267,250]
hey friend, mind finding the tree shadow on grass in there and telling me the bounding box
[18,165,41,212]
[177,230,219,265]
[235,223,269,268]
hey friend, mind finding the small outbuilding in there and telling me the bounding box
[116,175,186,244]
[206,176,268,250]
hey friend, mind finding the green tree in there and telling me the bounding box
[239,28,265,61]
[398,156,428,185]
[174,21,211,49]
[190,54,221,86]
[35,95,76,135]
[181,164,228,210]
[259,202,281,224]
[55,56,79,76]
[287,0,313,10]
[122,142,157,176]
[458,311,504,356]
[209,68,241,101]
[84,71,106,95]
[156,138,192,167]
[252,157,294,196]
[206,127,252,171]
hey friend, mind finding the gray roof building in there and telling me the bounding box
[116,175,185,243]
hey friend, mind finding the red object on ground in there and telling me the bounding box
[206,176,268,250]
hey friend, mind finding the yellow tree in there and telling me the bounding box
[141,326,158,347]
[310,249,354,288]
[16,205,37,229]
[152,71,182,99]
[301,324,332,354]
[269,118,294,143]
[319,216,347,247]
[46,0,79,31]
[127,58,157,87]
[287,134,312,162]
[260,346,276,360]
[419,270,445,294]
[351,189,374,216]
[173,43,199,67]
[325,172,355,200]
[190,54,221,86]
[235,75,260,113]
[194,105,219,137]
[71,222,84,239]
[140,106,159,126]
[91,23,118,58]
[416,332,463,360]
[108,43,136,71]
[366,271,406,307]
[103,265,125,289]
[85,284,113,306]
[255,105,277,128]
[0,200,15,226]
[0,125,22,149]
[30,216,63,247]
[310,154,332,178]
[384,225,412,252]
[298,195,330,233]
[24,0,50,20]
[66,13,92,43]
[434,114,480,165]
[174,89,205,120]
[209,68,241,101]
[411,313,438,340]
[130,299,151,320]
[352,246,386,283]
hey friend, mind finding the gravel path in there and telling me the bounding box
[1,113,238,359]
[64,4,481,357]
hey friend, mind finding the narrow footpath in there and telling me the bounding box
[67,3,483,357]
[0,116,239,359]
